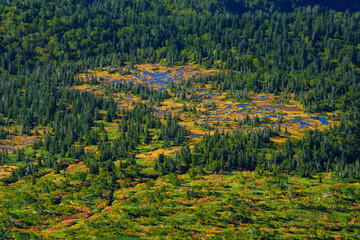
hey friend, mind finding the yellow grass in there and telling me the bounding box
[0,127,45,151]
[0,165,17,178]
[136,146,182,159]
[77,63,217,86]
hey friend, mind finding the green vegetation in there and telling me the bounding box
[0,0,360,239]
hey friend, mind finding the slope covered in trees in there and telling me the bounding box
[0,0,359,239]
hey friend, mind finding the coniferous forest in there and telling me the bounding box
[0,0,360,239]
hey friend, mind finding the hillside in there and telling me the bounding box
[0,0,360,239]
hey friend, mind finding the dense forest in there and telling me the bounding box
[0,0,360,239]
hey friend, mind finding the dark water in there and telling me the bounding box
[260,96,272,101]
[200,94,221,98]
[311,116,330,125]
[267,115,280,118]
[127,66,138,70]
[289,116,312,127]
[237,108,253,112]
[189,134,204,138]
